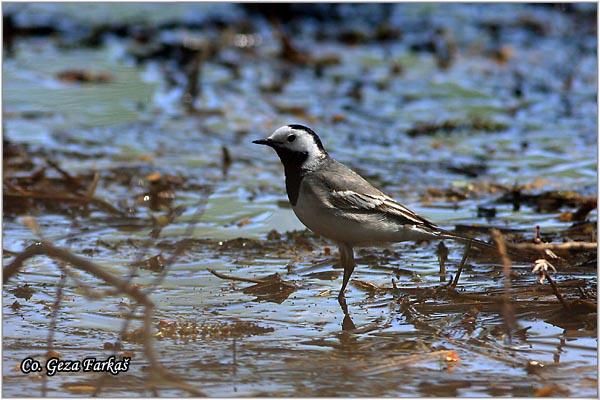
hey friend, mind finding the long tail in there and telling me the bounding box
[434,228,533,261]
[436,228,499,252]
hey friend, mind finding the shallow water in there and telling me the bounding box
[2,3,597,397]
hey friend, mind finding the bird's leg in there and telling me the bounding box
[337,243,355,314]
[339,244,348,269]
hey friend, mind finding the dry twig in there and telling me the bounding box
[491,229,518,341]
[3,242,204,396]
[450,241,471,289]
[508,241,597,251]
[208,268,268,284]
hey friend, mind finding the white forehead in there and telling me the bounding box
[269,125,309,141]
[269,125,317,151]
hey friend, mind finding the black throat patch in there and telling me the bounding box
[273,147,309,206]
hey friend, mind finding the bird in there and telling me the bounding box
[253,124,495,313]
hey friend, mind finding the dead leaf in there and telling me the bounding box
[10,284,35,300]
[63,384,97,394]
[534,384,570,397]
[57,69,112,83]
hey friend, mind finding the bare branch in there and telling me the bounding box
[508,241,596,251]
[208,268,267,284]
[491,229,518,341]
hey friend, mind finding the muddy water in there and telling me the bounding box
[2,3,597,397]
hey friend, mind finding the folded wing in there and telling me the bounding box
[329,189,438,229]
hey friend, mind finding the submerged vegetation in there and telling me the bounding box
[3,3,597,397]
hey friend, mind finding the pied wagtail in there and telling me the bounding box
[254,124,494,311]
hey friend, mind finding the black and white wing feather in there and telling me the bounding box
[310,158,440,231]
[329,190,438,229]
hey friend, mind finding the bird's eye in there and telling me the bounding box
[287,134,296,143]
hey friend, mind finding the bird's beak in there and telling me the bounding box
[252,138,273,147]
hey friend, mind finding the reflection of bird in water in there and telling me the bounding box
[254,124,494,315]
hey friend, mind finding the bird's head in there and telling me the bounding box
[253,124,328,169]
